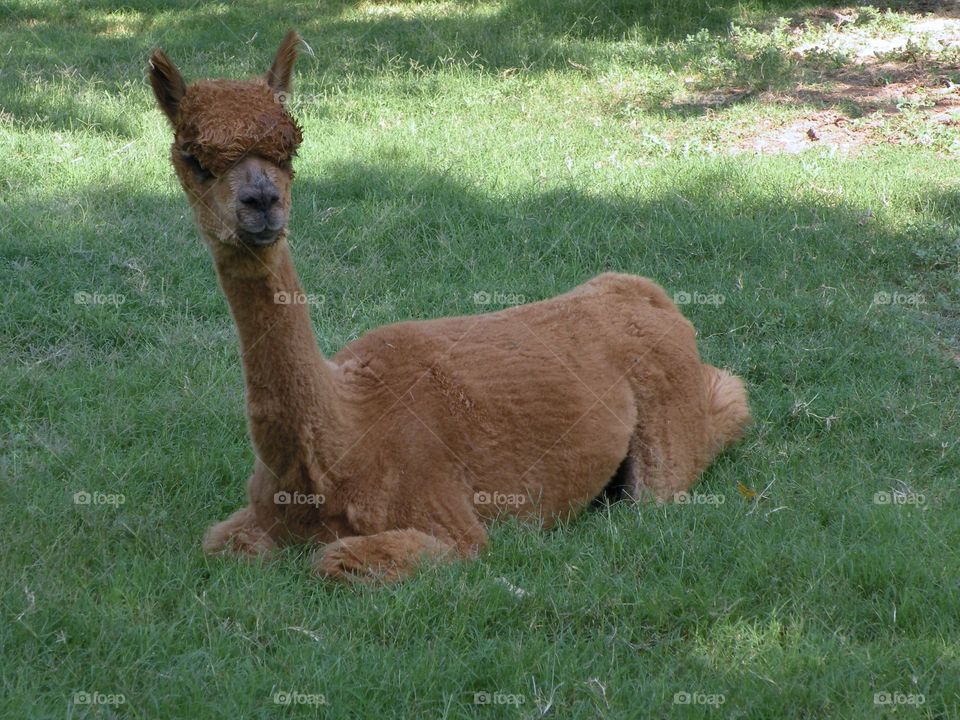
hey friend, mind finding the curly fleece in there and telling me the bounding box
[175,79,302,176]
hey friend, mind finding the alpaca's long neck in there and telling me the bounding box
[211,237,343,479]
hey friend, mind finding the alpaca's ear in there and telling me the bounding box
[149,49,186,125]
[266,30,301,96]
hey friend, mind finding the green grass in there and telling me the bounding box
[2,0,959,718]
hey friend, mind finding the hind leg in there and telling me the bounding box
[621,430,700,502]
[626,366,749,502]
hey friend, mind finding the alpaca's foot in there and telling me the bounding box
[203,506,277,558]
[312,529,455,584]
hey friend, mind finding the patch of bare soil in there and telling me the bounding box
[728,11,960,153]
[793,16,960,57]
[704,65,959,154]
[726,111,877,154]
[800,62,960,111]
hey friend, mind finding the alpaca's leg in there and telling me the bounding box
[203,506,277,558]
[312,528,483,584]
[621,437,669,501]
[622,432,694,502]
[627,366,750,502]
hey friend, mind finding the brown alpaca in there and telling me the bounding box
[149,32,751,583]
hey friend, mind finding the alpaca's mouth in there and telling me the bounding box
[237,228,281,247]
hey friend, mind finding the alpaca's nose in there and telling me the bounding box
[235,175,285,244]
[238,184,280,213]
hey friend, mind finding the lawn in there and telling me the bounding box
[1,0,959,717]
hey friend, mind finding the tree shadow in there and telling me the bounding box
[4,151,943,354]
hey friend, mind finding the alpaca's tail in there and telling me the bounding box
[703,365,751,454]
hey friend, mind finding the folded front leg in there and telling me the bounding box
[312,528,481,584]
[202,506,278,558]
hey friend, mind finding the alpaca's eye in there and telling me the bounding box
[181,152,213,181]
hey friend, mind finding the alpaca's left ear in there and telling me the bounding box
[149,49,186,125]
[266,30,301,96]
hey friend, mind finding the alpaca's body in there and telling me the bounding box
[150,32,750,582]
[329,272,713,524]
[205,243,749,579]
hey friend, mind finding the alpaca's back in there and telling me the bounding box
[332,273,748,520]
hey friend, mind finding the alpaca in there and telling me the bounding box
[149,31,751,583]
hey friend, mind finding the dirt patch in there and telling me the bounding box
[739,62,960,153]
[793,16,960,58]
[684,66,960,155]
[620,3,960,154]
[808,62,960,110]
[787,10,960,111]
[886,1,960,15]
[726,111,876,154]
[717,8,960,153]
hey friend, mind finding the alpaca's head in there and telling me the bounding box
[149,31,302,249]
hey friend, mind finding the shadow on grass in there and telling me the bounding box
[5,152,950,381]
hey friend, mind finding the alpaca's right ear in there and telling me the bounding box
[266,30,301,97]
[149,50,186,125]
